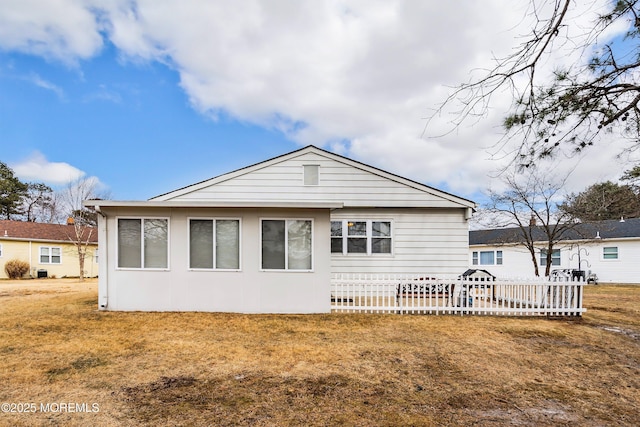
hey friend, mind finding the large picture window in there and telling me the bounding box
[189,219,240,270]
[331,220,392,255]
[261,219,312,270]
[118,218,169,269]
[40,246,61,264]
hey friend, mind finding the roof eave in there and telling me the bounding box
[84,200,344,209]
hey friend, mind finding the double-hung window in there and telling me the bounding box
[40,246,61,264]
[261,219,313,271]
[189,219,240,270]
[331,220,392,255]
[117,218,169,269]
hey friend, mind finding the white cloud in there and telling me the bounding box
[0,0,104,64]
[25,72,65,99]
[0,0,633,199]
[11,152,86,186]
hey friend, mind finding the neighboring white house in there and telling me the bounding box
[84,145,476,313]
[469,218,640,283]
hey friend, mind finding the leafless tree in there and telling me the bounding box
[431,0,640,166]
[59,177,110,281]
[485,168,577,276]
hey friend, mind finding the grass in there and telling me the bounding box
[0,279,638,426]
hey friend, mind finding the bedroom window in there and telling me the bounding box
[40,246,61,264]
[261,219,313,270]
[331,220,392,255]
[117,218,169,269]
[189,219,240,270]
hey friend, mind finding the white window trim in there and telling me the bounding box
[116,216,170,271]
[472,250,503,266]
[39,246,62,264]
[187,217,242,271]
[331,219,394,256]
[260,218,314,272]
[0,243,3,257]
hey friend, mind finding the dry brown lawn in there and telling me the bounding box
[0,278,638,426]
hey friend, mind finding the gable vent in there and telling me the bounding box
[303,165,319,186]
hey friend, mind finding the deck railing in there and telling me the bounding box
[330,274,586,316]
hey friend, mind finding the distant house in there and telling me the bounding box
[469,218,640,283]
[0,219,98,279]
[84,145,476,313]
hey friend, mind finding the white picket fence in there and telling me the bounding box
[330,274,586,316]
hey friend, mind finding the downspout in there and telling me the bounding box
[95,206,108,309]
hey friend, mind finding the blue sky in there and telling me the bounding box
[1,45,294,200]
[0,0,634,205]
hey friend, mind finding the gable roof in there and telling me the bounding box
[0,220,98,244]
[150,145,476,209]
[470,218,640,246]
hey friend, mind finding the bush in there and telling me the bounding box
[4,259,30,279]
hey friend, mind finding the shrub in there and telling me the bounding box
[4,259,30,279]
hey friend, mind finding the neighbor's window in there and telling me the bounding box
[262,219,312,270]
[603,246,619,260]
[540,249,561,266]
[331,220,392,255]
[189,219,240,270]
[40,246,62,264]
[117,218,169,269]
[472,250,503,265]
[303,165,319,185]
[0,243,3,257]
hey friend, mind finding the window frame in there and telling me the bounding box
[331,220,393,256]
[602,246,619,260]
[0,243,3,258]
[187,217,242,271]
[472,250,503,266]
[116,217,170,270]
[39,246,62,264]
[260,218,314,272]
[540,248,561,266]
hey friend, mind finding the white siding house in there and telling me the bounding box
[85,145,476,313]
[469,218,640,284]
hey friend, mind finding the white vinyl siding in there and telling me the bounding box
[117,218,169,269]
[331,208,469,276]
[156,151,472,209]
[40,246,61,264]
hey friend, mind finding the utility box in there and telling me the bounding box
[37,269,48,279]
